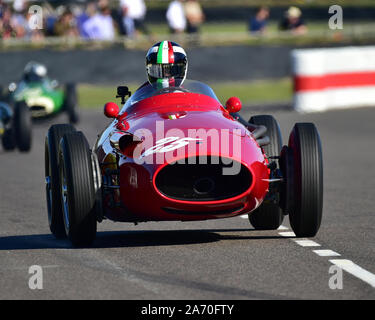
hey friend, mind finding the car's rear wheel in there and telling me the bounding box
[248,115,284,230]
[64,83,79,124]
[285,123,323,237]
[45,124,76,239]
[14,101,32,152]
[59,131,96,247]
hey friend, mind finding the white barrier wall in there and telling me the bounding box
[292,46,375,112]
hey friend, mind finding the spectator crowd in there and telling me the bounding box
[0,0,205,42]
[0,0,143,41]
[0,0,307,42]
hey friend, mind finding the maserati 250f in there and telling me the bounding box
[45,80,323,247]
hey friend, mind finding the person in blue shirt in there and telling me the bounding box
[249,6,269,35]
[279,6,307,35]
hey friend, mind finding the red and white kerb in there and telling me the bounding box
[292,46,375,112]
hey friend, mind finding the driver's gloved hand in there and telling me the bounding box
[230,112,270,147]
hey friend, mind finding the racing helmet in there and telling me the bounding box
[146,41,188,88]
[23,61,47,82]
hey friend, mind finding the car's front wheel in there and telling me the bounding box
[59,131,96,247]
[284,123,323,237]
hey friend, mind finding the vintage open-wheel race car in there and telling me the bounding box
[45,80,323,247]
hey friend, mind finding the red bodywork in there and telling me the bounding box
[95,91,270,222]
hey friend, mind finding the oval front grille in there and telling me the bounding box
[155,156,252,202]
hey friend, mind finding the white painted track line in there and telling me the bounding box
[277,225,289,230]
[330,259,375,288]
[294,239,321,247]
[240,215,375,290]
[279,231,296,237]
[313,249,341,257]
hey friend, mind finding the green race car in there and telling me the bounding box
[3,62,79,124]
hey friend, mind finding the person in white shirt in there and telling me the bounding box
[82,5,115,41]
[166,0,186,34]
[120,0,149,36]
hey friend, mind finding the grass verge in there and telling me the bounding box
[78,78,292,108]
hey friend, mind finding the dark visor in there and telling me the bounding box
[147,63,186,79]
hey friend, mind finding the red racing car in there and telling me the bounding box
[45,80,323,247]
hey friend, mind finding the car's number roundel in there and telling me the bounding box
[141,137,202,158]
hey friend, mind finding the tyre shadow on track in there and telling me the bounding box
[0,229,293,250]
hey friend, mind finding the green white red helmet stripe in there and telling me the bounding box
[148,42,186,55]
[156,77,175,88]
[169,77,175,87]
[168,41,175,64]
[157,41,175,64]
[156,78,164,87]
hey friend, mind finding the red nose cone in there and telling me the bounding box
[225,97,242,113]
[104,102,119,118]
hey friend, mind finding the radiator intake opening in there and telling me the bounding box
[155,156,252,202]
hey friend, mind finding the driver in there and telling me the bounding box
[23,62,48,83]
[144,41,269,146]
[146,41,188,89]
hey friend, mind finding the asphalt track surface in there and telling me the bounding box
[0,105,375,300]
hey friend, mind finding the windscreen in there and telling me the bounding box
[121,80,220,112]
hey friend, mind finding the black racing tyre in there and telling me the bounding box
[59,131,97,247]
[64,83,79,124]
[248,115,284,230]
[2,128,16,151]
[45,124,76,239]
[287,123,323,237]
[14,101,32,152]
